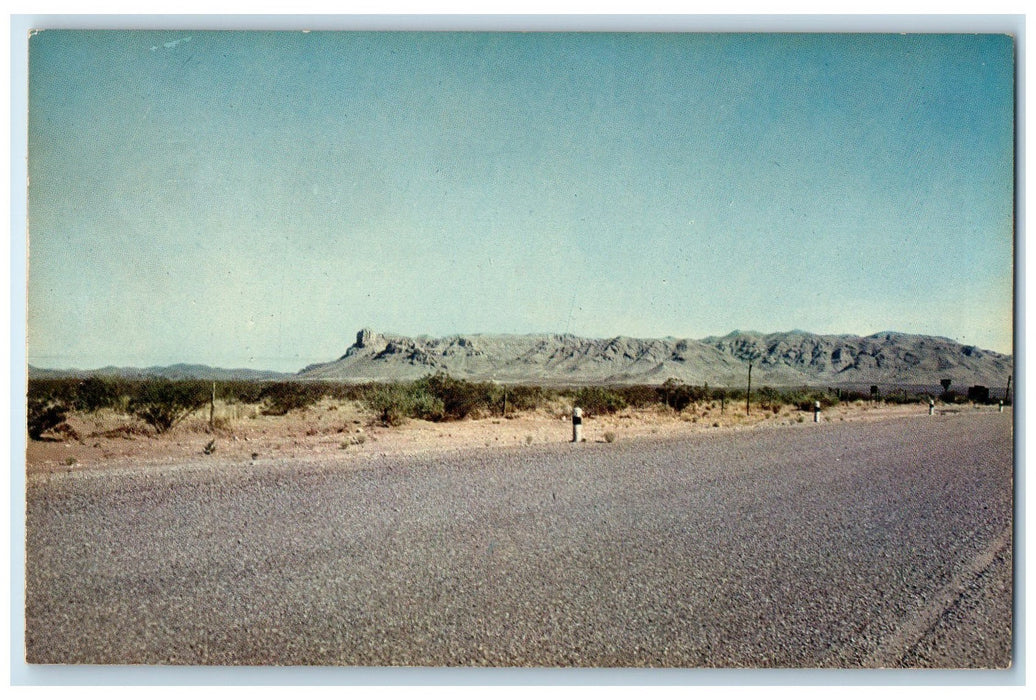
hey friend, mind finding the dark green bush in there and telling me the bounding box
[27,397,70,440]
[713,388,728,407]
[572,386,627,416]
[217,380,267,405]
[756,386,783,412]
[361,374,533,425]
[792,391,839,412]
[617,385,660,408]
[129,379,210,433]
[27,378,79,407]
[416,373,491,420]
[73,377,123,412]
[498,384,550,413]
[658,379,711,411]
[324,382,370,402]
[878,389,928,405]
[362,382,444,426]
[725,387,746,402]
[215,380,364,408]
[258,382,327,416]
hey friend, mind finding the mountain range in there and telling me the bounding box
[296,328,1013,389]
[30,328,1013,389]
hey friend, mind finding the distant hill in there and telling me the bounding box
[28,364,291,382]
[297,328,1013,389]
[30,328,1012,389]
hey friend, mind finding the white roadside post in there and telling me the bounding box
[572,406,583,443]
[929,398,935,416]
[813,400,821,423]
[999,400,1004,413]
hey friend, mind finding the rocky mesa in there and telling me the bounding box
[298,328,1013,389]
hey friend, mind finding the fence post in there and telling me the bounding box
[746,363,752,416]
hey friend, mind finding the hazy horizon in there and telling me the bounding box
[27,31,1015,372]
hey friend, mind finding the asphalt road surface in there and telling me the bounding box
[25,411,1014,667]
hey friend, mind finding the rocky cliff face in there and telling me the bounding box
[297,328,1012,388]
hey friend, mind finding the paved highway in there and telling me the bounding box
[25,411,1013,667]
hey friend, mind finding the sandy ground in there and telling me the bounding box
[24,398,1003,478]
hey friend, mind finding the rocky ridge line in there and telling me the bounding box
[297,328,1013,388]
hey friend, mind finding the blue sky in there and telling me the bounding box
[26,31,1014,371]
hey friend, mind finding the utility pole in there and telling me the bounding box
[746,363,752,416]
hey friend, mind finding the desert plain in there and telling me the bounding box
[27,396,944,477]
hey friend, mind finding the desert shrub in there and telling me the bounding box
[258,382,327,415]
[733,386,841,412]
[572,386,627,416]
[603,431,617,443]
[364,384,404,426]
[27,397,70,440]
[417,372,491,420]
[499,384,552,413]
[363,382,444,426]
[795,391,837,412]
[339,433,367,449]
[362,375,551,424]
[73,377,124,412]
[666,388,694,412]
[213,380,367,410]
[27,378,80,407]
[785,389,839,412]
[217,380,267,405]
[31,377,140,414]
[756,386,782,410]
[725,387,746,402]
[658,378,712,411]
[712,388,728,408]
[617,385,659,408]
[324,382,370,402]
[880,389,928,405]
[659,378,689,411]
[692,383,713,403]
[129,379,210,434]
[408,389,446,421]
